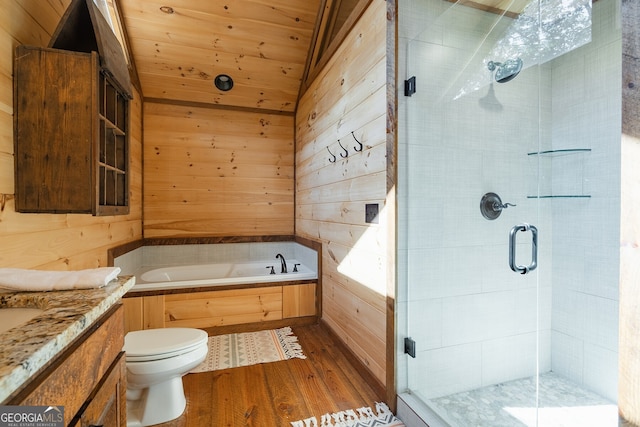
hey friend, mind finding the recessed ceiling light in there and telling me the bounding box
[214,74,234,91]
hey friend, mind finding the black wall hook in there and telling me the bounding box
[327,146,336,163]
[352,131,363,152]
[338,140,349,158]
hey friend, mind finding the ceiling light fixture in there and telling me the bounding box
[214,74,234,91]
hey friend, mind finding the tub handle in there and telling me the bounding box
[293,263,300,272]
[266,265,275,275]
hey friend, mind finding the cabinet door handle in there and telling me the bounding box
[509,223,538,274]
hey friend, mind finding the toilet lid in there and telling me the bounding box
[124,328,208,361]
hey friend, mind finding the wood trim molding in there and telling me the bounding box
[295,236,324,320]
[300,0,374,95]
[113,0,143,96]
[202,316,318,337]
[385,0,398,412]
[143,235,296,246]
[122,279,317,298]
[144,97,295,117]
[107,239,144,266]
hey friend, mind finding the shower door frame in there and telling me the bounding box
[398,0,623,425]
[398,0,552,423]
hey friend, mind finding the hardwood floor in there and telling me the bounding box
[161,323,385,427]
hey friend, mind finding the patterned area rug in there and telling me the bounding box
[190,326,306,373]
[291,402,406,427]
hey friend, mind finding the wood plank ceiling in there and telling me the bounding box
[117,0,322,113]
[116,0,545,113]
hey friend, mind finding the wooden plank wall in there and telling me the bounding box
[0,0,143,269]
[142,102,295,237]
[295,0,388,385]
[620,1,640,424]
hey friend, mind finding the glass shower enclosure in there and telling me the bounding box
[397,0,621,425]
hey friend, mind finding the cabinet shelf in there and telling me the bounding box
[99,163,127,173]
[101,116,126,136]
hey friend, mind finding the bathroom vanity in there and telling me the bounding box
[0,276,135,426]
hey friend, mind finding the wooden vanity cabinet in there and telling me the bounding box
[9,304,127,426]
[14,45,129,216]
[76,353,126,427]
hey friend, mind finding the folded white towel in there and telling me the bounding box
[0,267,121,292]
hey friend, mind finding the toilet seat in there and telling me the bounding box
[124,328,209,362]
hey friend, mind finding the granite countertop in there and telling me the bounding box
[0,276,135,403]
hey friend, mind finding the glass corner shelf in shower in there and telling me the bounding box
[527,148,592,156]
[527,194,591,199]
[527,148,591,199]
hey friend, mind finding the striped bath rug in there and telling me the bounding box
[190,326,306,373]
[291,402,405,427]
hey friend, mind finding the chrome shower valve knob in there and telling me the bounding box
[480,192,516,220]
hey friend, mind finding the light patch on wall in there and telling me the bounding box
[336,203,387,296]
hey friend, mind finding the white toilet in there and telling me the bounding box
[123,328,209,427]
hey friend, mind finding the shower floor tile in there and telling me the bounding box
[428,372,617,427]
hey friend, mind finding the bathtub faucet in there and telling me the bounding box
[275,253,288,273]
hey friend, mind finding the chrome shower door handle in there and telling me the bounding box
[509,223,538,274]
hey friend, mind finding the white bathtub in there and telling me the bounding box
[129,259,316,292]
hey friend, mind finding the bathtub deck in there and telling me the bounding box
[158,322,384,427]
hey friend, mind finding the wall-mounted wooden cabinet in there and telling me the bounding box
[14,45,129,215]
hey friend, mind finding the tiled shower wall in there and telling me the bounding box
[548,0,621,402]
[397,0,620,404]
[397,0,553,400]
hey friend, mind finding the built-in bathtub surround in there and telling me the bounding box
[114,241,319,331]
[115,241,317,280]
[131,261,316,292]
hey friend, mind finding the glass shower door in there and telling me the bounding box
[400,0,597,425]
[403,10,545,422]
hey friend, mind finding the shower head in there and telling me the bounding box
[487,58,523,83]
